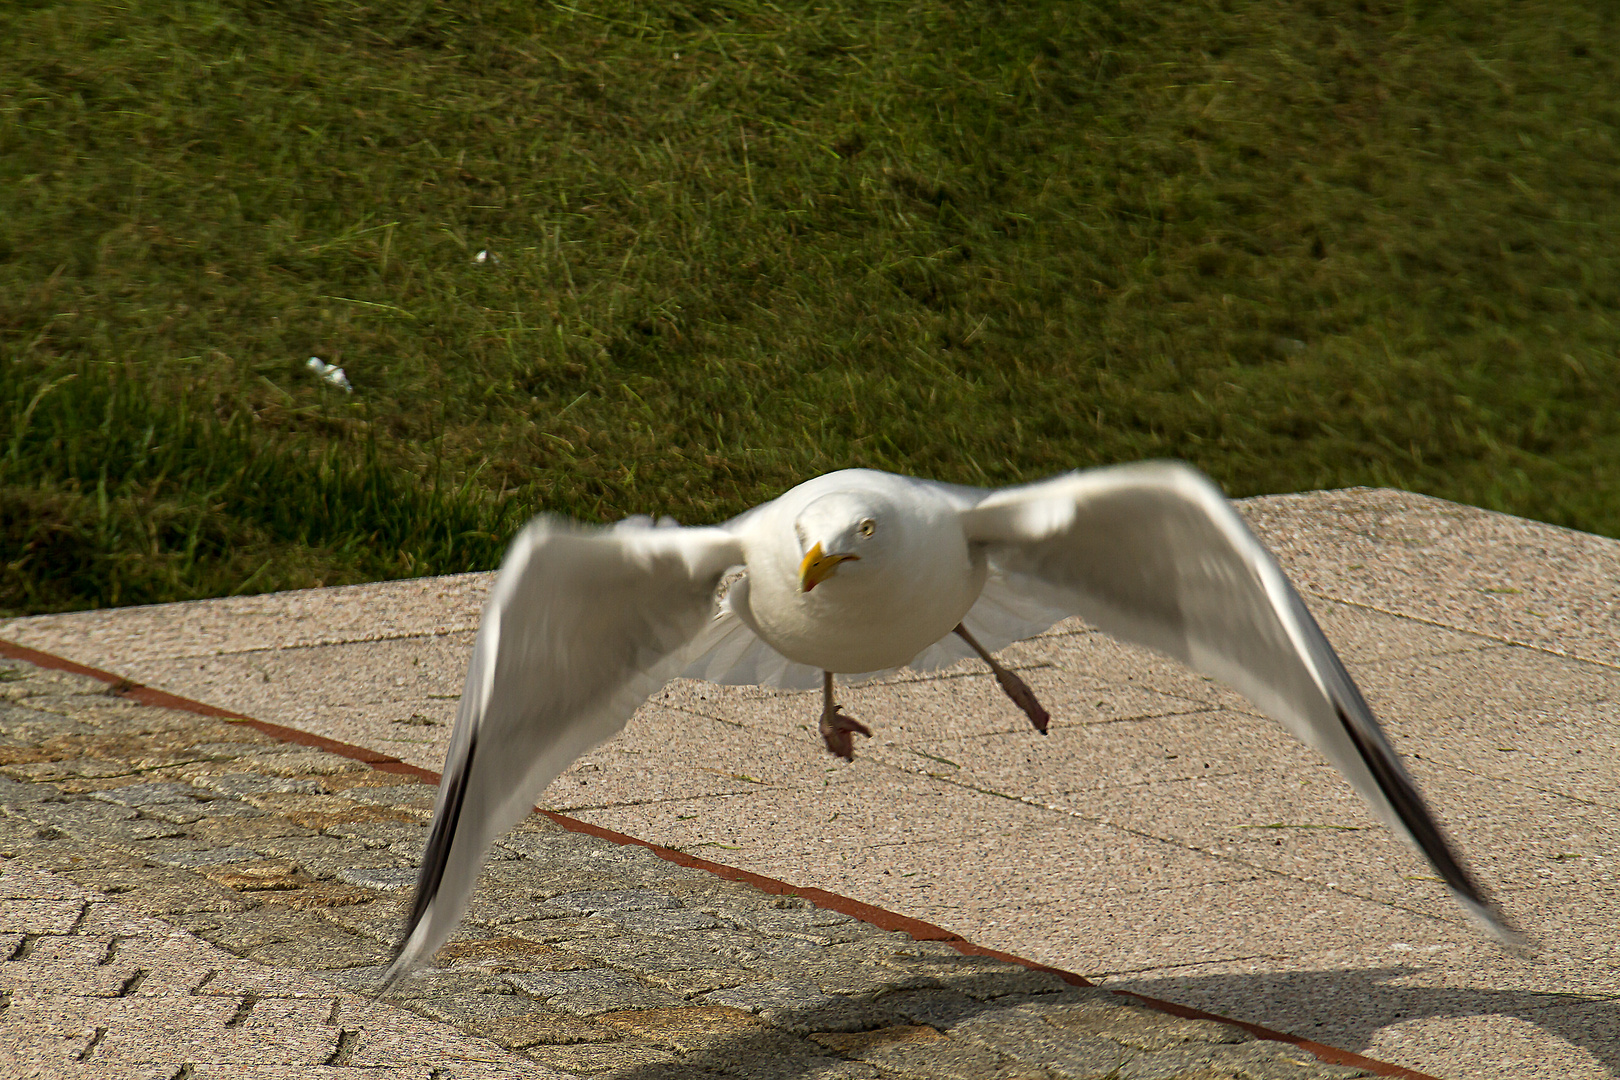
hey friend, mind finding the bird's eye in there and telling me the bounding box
[858,519,875,537]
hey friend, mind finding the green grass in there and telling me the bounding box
[2,0,1617,615]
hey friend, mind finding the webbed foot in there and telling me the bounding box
[954,624,1051,734]
[819,705,873,761]
[992,666,1050,734]
[819,671,872,760]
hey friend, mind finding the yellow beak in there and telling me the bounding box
[799,543,859,592]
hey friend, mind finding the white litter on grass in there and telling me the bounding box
[306,356,353,393]
[475,249,501,264]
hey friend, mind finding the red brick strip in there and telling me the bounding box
[0,636,1438,1080]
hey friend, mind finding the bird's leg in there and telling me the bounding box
[954,624,1051,734]
[819,671,872,761]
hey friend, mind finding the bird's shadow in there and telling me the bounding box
[1108,966,1617,1074]
[587,964,1617,1079]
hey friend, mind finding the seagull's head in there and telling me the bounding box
[793,491,888,593]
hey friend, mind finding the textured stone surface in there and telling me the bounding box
[0,654,1369,1078]
[0,862,571,1078]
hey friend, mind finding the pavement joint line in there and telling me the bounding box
[1301,591,1611,671]
[132,624,486,664]
[1407,754,1620,814]
[0,635,1434,1080]
[954,782,1477,934]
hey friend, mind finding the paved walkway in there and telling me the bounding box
[2,488,1617,1078]
[1,654,1368,1079]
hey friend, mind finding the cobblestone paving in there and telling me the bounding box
[0,654,1369,1079]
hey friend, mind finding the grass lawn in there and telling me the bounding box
[2,0,1616,615]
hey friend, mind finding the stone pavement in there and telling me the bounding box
[3,487,1618,1079]
[0,655,1368,1079]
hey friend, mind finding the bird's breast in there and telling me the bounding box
[743,537,985,674]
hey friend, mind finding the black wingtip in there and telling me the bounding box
[386,728,479,981]
[1332,702,1525,947]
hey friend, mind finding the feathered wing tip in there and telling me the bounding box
[1342,712,1534,957]
[378,919,435,993]
[375,518,748,991]
[1457,891,1533,957]
[377,721,482,993]
[1293,590,1530,957]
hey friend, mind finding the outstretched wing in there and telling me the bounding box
[383,517,744,985]
[960,461,1523,947]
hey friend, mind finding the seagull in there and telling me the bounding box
[382,462,1522,985]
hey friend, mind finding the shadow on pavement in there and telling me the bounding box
[460,962,1397,1080]
[1109,966,1617,1075]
